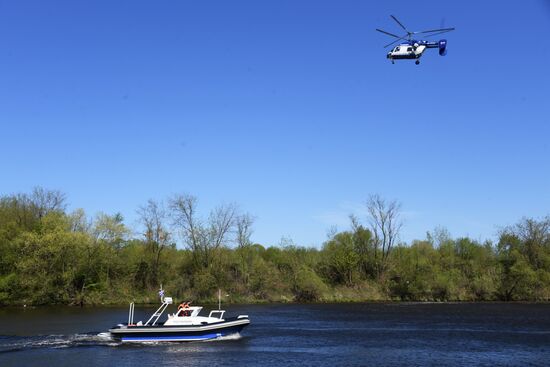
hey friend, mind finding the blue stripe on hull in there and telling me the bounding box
[121,332,228,342]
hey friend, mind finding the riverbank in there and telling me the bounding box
[3,282,549,308]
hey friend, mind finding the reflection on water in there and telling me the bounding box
[1,303,549,366]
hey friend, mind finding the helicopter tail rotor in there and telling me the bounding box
[438,39,447,56]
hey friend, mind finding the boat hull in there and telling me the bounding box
[109,318,250,342]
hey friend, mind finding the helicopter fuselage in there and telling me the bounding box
[387,43,426,60]
[386,40,446,64]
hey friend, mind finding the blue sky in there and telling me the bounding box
[1,0,549,247]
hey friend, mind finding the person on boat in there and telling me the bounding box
[178,301,191,316]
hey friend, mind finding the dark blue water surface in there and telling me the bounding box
[1,303,549,366]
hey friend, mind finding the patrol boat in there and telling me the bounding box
[109,295,250,342]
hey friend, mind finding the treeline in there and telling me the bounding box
[0,188,549,306]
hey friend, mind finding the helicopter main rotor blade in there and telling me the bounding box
[384,38,405,48]
[421,29,455,39]
[376,28,402,39]
[390,15,409,33]
[376,28,409,48]
[415,27,455,35]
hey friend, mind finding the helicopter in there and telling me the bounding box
[376,15,455,65]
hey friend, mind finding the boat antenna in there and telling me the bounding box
[218,288,221,311]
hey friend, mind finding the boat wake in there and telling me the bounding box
[0,331,243,352]
[0,332,120,354]
[210,333,242,341]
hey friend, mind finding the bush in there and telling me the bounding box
[192,268,217,300]
[293,266,328,302]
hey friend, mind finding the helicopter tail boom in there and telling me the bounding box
[423,40,448,56]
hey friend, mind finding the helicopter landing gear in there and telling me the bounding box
[415,60,420,65]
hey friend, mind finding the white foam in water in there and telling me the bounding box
[96,332,114,340]
[210,333,242,341]
[9,333,122,350]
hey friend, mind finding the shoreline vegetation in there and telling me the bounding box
[1,188,549,307]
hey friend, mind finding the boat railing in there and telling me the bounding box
[145,297,173,326]
[128,302,135,325]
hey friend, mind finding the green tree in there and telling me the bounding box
[320,232,358,286]
[497,233,538,300]
[93,212,130,249]
[350,216,376,279]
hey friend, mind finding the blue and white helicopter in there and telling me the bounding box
[376,15,455,65]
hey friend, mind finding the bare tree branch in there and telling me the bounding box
[209,203,237,250]
[137,199,171,284]
[236,213,255,248]
[169,194,201,253]
[31,187,67,218]
[169,194,244,268]
[367,194,403,277]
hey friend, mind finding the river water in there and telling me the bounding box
[0,303,549,366]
